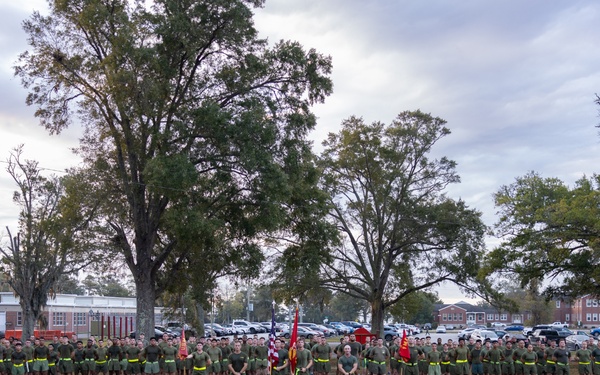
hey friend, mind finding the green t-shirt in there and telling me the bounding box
[455,347,469,361]
[296,348,312,369]
[126,346,141,360]
[428,351,441,363]
[369,347,389,363]
[470,349,482,364]
[253,346,268,360]
[58,344,74,359]
[162,346,178,361]
[191,351,210,368]
[228,352,248,373]
[348,342,362,357]
[521,351,537,364]
[207,347,222,362]
[95,347,108,361]
[339,355,358,372]
[576,349,591,363]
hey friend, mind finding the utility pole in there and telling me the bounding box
[246,284,251,321]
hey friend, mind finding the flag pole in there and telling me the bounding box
[270,300,275,375]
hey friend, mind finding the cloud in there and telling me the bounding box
[2,0,600,302]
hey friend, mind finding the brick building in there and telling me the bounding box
[554,295,600,327]
[434,302,528,327]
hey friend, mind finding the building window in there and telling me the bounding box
[594,314,598,322]
[556,301,561,308]
[487,314,493,321]
[17,311,22,326]
[443,314,447,321]
[458,313,463,321]
[53,312,65,326]
[587,299,592,307]
[74,312,86,326]
[500,314,507,321]
[565,314,570,321]
[594,300,599,307]
[586,313,592,322]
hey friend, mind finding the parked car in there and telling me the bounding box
[529,329,571,344]
[155,325,180,337]
[494,330,507,338]
[129,328,167,340]
[231,320,265,334]
[470,329,498,342]
[341,321,364,331]
[551,322,569,328]
[330,322,353,334]
[298,323,333,337]
[457,327,476,340]
[283,326,319,339]
[505,333,530,344]
[525,325,552,336]
[223,323,245,335]
[445,324,456,330]
[590,327,600,337]
[410,325,421,334]
[566,334,591,350]
[505,323,524,332]
[205,323,229,336]
[383,325,400,341]
[260,322,285,333]
[436,325,447,333]
[394,323,411,333]
[325,323,343,335]
[490,322,507,329]
[574,330,591,337]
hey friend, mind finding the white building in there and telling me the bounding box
[0,292,163,339]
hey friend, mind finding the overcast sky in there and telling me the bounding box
[1,0,600,304]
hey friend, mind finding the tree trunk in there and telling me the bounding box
[371,298,385,338]
[196,302,205,337]
[134,273,156,339]
[21,300,37,341]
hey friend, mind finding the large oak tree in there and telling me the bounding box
[279,110,491,336]
[485,172,600,300]
[15,0,332,337]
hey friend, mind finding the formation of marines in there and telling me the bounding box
[2,332,596,375]
[325,334,599,375]
[0,333,269,375]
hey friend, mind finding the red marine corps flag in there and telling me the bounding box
[399,329,410,362]
[179,331,189,360]
[288,306,299,374]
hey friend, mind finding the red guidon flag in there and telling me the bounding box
[179,331,189,360]
[399,329,410,362]
[288,306,299,373]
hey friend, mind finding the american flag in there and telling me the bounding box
[268,304,278,374]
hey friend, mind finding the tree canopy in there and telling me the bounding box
[275,110,492,336]
[15,0,333,337]
[485,172,600,300]
[0,146,102,339]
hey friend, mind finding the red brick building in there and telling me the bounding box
[434,302,528,327]
[554,295,600,327]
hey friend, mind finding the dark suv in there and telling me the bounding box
[529,329,570,344]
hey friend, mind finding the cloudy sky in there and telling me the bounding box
[1,1,600,303]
